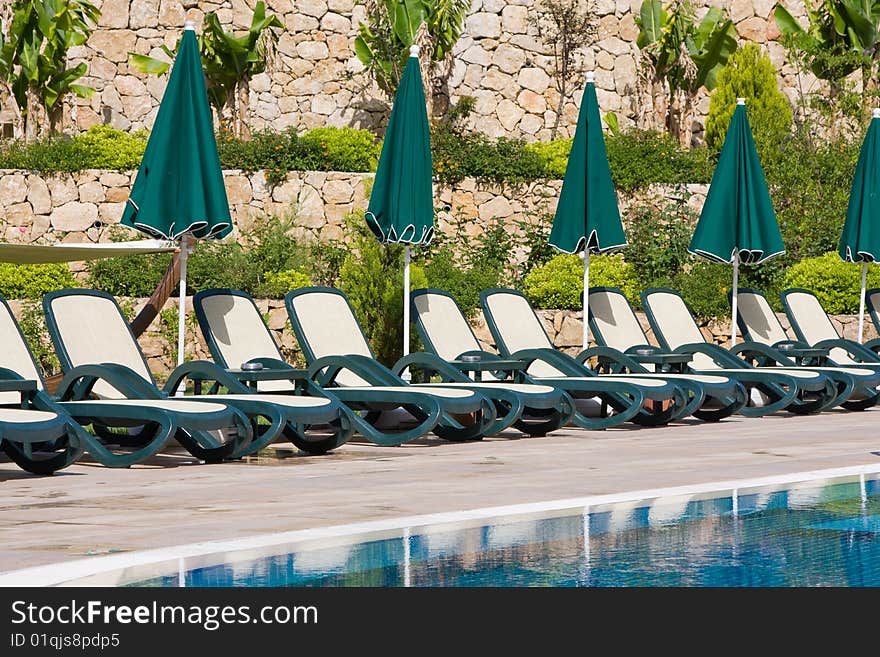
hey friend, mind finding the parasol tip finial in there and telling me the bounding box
[409,44,419,57]
[586,71,595,83]
[737,97,746,106]
[873,107,880,118]
[184,20,195,31]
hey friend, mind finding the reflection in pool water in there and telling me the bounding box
[135,478,880,587]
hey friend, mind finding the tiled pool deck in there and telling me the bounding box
[2,409,879,573]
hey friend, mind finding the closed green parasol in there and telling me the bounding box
[365,45,434,364]
[548,72,626,348]
[121,21,232,369]
[839,108,880,342]
[689,99,784,344]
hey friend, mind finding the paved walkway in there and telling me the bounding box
[2,409,879,572]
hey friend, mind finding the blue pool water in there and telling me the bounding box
[135,477,880,587]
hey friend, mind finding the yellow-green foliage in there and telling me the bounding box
[299,127,381,172]
[76,125,149,171]
[0,263,77,300]
[262,269,312,298]
[525,138,572,178]
[522,253,638,309]
[782,252,880,314]
[705,44,792,161]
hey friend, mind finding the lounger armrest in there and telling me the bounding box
[576,346,646,374]
[864,337,880,354]
[55,363,161,401]
[729,341,797,367]
[671,343,745,369]
[243,357,293,370]
[307,354,402,387]
[507,348,587,377]
[391,352,468,382]
[813,338,880,363]
[163,360,252,396]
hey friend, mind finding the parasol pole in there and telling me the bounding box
[175,234,190,395]
[858,262,868,343]
[582,250,590,349]
[731,249,739,346]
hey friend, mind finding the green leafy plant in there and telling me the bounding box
[338,212,428,366]
[354,0,470,104]
[0,124,147,171]
[605,130,713,192]
[261,269,312,299]
[635,0,738,144]
[0,0,99,140]
[17,301,59,376]
[782,251,880,314]
[705,44,793,162]
[129,1,283,138]
[216,126,380,185]
[624,193,695,292]
[0,262,77,299]
[668,259,732,319]
[522,253,638,309]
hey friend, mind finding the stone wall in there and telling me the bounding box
[5,297,872,382]
[0,168,706,247]
[0,1,813,142]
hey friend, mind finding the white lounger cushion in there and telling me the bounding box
[481,292,565,377]
[0,408,59,423]
[62,399,230,414]
[736,292,790,345]
[588,289,649,352]
[288,291,373,386]
[0,303,46,405]
[197,294,295,393]
[784,291,854,364]
[412,293,482,360]
[45,294,154,399]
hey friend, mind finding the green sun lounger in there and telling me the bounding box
[194,287,495,444]
[0,377,83,475]
[641,288,838,415]
[584,286,747,420]
[731,287,880,410]
[782,287,880,377]
[0,295,241,469]
[475,287,697,428]
[398,288,577,436]
[42,289,354,458]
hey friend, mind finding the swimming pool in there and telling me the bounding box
[134,472,879,587]
[3,467,878,587]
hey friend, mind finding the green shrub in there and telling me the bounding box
[669,259,734,319]
[766,129,860,264]
[625,194,696,293]
[339,213,428,366]
[526,138,573,178]
[217,126,380,184]
[0,125,147,172]
[705,44,793,162]
[522,253,638,309]
[605,130,713,192]
[87,214,313,297]
[299,127,381,172]
[74,125,149,170]
[0,262,77,299]
[782,252,880,314]
[422,248,501,318]
[261,269,312,298]
[18,301,60,376]
[431,125,546,184]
